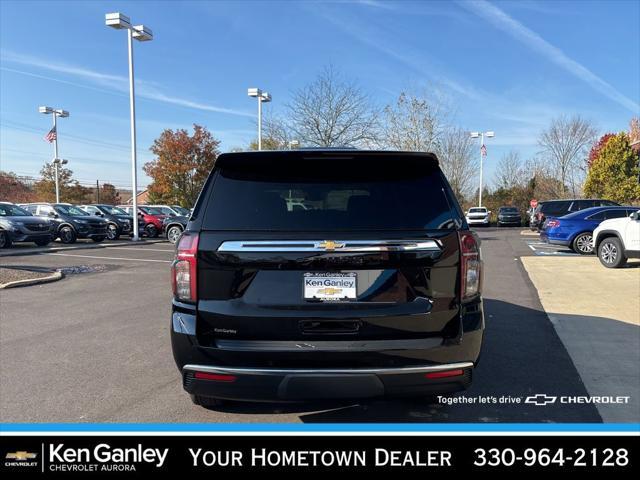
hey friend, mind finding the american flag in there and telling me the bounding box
[480,143,487,157]
[44,126,57,143]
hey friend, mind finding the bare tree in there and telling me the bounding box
[522,156,566,200]
[248,110,292,150]
[493,150,525,190]
[286,66,379,147]
[538,115,598,198]
[436,127,478,202]
[381,90,447,151]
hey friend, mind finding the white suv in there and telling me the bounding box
[466,207,491,227]
[593,210,640,268]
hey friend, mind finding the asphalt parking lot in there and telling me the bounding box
[0,228,626,423]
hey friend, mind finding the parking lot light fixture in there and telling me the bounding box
[248,87,272,151]
[469,130,495,207]
[105,12,153,241]
[40,105,69,203]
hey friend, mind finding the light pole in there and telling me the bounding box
[39,106,69,203]
[470,130,495,207]
[105,12,153,241]
[248,88,272,150]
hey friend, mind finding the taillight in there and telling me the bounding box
[459,231,481,301]
[547,219,560,228]
[172,233,199,302]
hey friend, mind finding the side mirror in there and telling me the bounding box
[48,211,57,218]
[95,212,103,216]
[631,211,639,221]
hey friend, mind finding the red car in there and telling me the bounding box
[118,205,166,238]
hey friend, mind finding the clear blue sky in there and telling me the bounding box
[1,0,638,190]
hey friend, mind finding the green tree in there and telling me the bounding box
[33,163,91,203]
[583,132,640,204]
[144,124,220,207]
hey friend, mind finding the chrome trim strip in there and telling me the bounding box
[214,338,441,352]
[217,239,441,253]
[183,362,473,376]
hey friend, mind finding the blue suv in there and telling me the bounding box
[540,206,638,254]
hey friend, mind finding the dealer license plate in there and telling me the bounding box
[303,272,357,302]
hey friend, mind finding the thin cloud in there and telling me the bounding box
[458,0,639,113]
[309,5,483,100]
[1,50,254,117]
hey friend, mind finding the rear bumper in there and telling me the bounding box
[540,234,570,246]
[172,300,484,401]
[182,362,474,401]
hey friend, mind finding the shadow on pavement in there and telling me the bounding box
[203,299,606,423]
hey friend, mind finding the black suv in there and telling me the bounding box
[531,198,619,231]
[80,204,134,240]
[0,202,55,248]
[171,150,484,407]
[497,206,522,227]
[20,203,108,243]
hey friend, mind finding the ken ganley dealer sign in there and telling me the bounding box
[47,443,168,472]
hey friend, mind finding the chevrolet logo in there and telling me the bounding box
[318,287,343,295]
[6,451,37,460]
[524,394,557,406]
[317,240,345,251]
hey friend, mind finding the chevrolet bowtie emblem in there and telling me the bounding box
[524,394,557,406]
[318,287,343,295]
[6,451,37,460]
[317,240,345,251]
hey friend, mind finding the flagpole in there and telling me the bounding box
[478,133,483,208]
[53,113,60,203]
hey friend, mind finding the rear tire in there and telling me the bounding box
[598,237,627,268]
[190,394,225,409]
[145,224,158,238]
[167,225,183,244]
[572,232,594,255]
[58,226,77,244]
[0,231,12,249]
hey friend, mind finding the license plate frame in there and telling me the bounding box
[303,272,357,302]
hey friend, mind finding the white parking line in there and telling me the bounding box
[44,253,172,263]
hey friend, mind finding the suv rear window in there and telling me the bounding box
[202,158,460,231]
[541,201,570,215]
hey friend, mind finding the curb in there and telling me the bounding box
[0,239,168,258]
[0,270,63,289]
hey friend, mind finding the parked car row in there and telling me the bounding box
[465,206,523,227]
[538,203,640,268]
[530,198,619,231]
[0,201,192,248]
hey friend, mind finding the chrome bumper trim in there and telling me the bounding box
[183,362,474,376]
[217,239,441,253]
